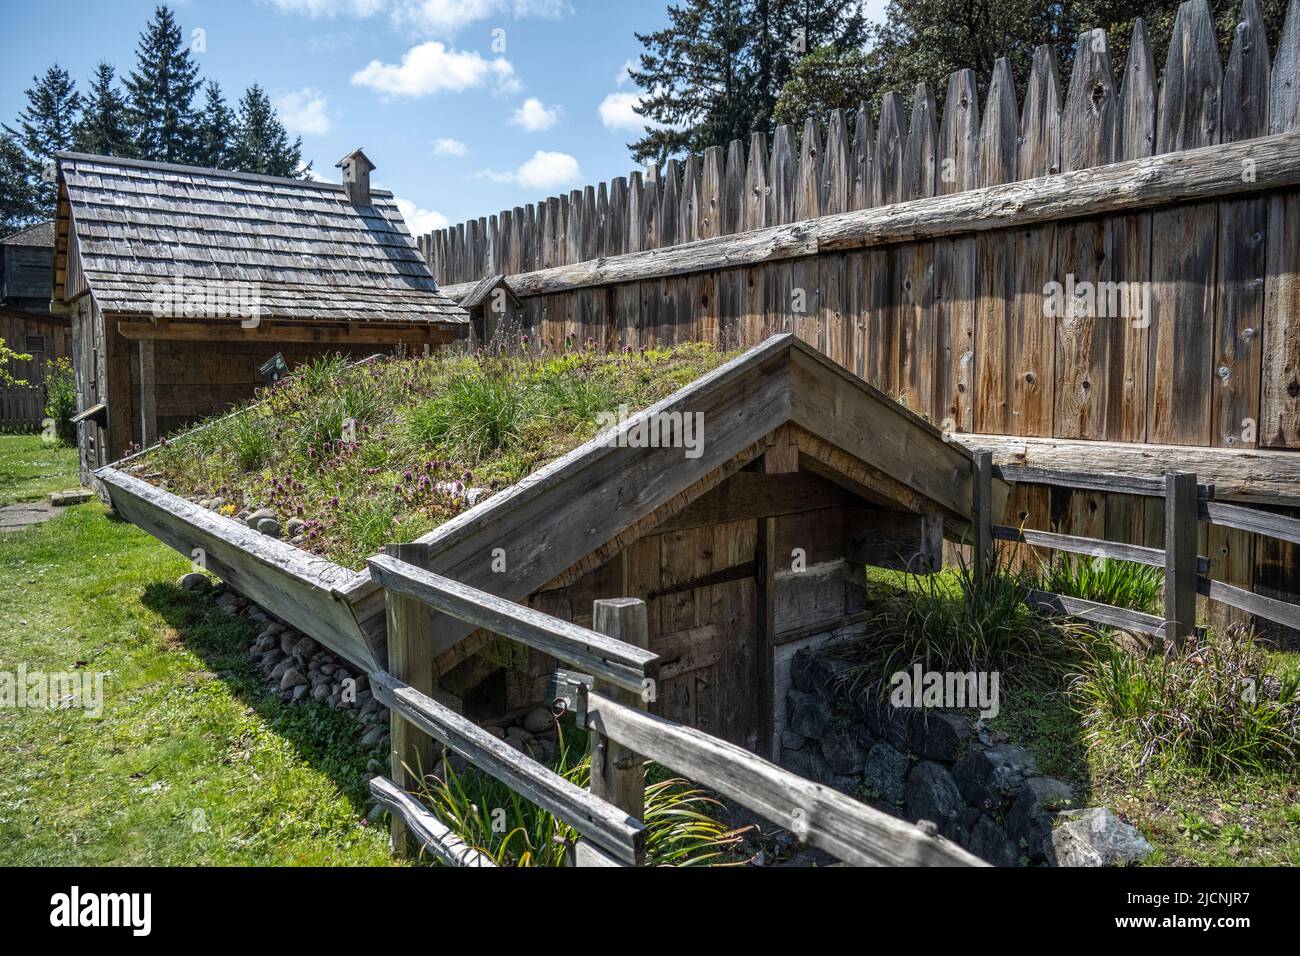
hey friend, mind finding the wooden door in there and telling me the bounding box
[631,520,765,754]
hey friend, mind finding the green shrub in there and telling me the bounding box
[1038,554,1163,615]
[42,357,77,445]
[418,731,749,867]
[1074,626,1300,776]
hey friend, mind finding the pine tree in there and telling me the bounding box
[75,63,134,158]
[193,82,236,169]
[628,0,752,163]
[2,65,80,216]
[125,4,202,163]
[229,85,305,178]
[629,0,869,164]
[0,133,41,234]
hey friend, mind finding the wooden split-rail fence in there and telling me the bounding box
[423,0,1300,637]
[363,545,984,868]
[970,454,1300,639]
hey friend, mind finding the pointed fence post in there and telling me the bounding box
[384,542,437,857]
[1164,472,1199,648]
[582,598,650,866]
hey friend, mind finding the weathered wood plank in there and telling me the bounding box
[367,554,658,694]
[1149,0,1222,446]
[369,776,497,867]
[372,671,646,865]
[582,689,983,866]
[955,433,1300,505]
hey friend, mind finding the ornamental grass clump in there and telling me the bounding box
[1073,625,1300,777]
[417,729,750,867]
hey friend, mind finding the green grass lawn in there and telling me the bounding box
[0,435,393,865]
[0,434,80,506]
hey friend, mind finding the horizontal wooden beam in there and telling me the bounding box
[994,464,1214,500]
[1026,589,1168,637]
[116,319,462,345]
[581,689,984,867]
[653,470,855,532]
[368,776,496,867]
[372,671,645,865]
[1197,578,1300,631]
[450,132,1300,298]
[367,553,658,695]
[958,435,1300,505]
[994,525,1210,574]
[1201,500,1300,547]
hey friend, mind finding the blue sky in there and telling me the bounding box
[1,0,886,234]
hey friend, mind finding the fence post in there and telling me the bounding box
[384,542,437,857]
[1164,472,1199,648]
[972,450,995,584]
[584,598,649,864]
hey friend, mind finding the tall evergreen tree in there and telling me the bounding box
[2,65,80,216]
[75,62,134,158]
[0,133,41,234]
[229,85,305,178]
[628,0,869,164]
[125,4,202,163]
[194,82,236,169]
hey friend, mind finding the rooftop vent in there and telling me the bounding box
[336,148,376,207]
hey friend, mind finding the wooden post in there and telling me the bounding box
[1164,472,1200,647]
[384,542,437,857]
[585,597,649,864]
[972,450,995,583]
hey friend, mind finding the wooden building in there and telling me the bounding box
[100,334,1003,758]
[51,151,469,483]
[1,221,70,386]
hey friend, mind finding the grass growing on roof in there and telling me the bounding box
[137,342,733,569]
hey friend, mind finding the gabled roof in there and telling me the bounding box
[343,334,1008,655]
[458,274,520,312]
[53,152,467,326]
[1,221,54,247]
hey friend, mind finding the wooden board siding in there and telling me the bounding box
[0,309,72,385]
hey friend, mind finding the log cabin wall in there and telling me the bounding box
[132,339,382,440]
[425,3,1300,639]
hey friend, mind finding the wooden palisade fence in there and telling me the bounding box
[0,385,44,432]
[425,0,1300,635]
[364,546,984,867]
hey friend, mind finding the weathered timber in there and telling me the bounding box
[369,776,496,867]
[1026,589,1167,636]
[581,689,984,867]
[366,554,657,695]
[372,671,646,865]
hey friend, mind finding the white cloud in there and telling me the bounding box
[273,87,334,136]
[477,150,581,190]
[433,137,469,156]
[598,91,645,132]
[392,0,573,37]
[615,59,636,86]
[351,41,518,97]
[266,0,386,17]
[395,197,450,233]
[510,97,559,132]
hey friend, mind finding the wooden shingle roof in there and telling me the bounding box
[54,152,467,325]
[1,221,55,247]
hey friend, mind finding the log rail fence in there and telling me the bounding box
[971,456,1300,640]
[363,545,984,867]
